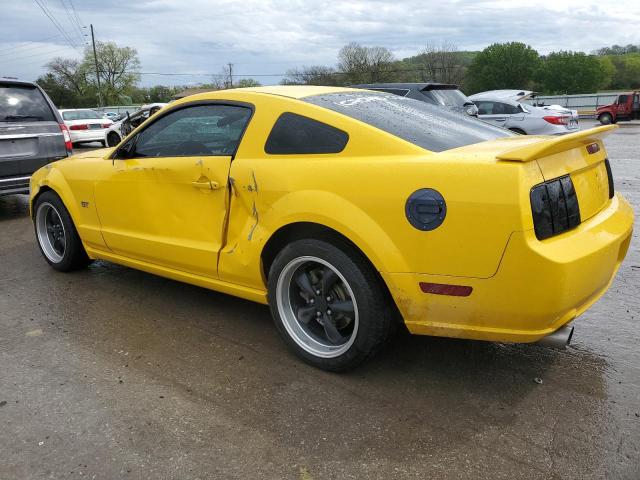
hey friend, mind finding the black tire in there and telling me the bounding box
[267,237,397,372]
[107,132,121,147]
[33,191,91,272]
[509,128,526,135]
[598,113,613,125]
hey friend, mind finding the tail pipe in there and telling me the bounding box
[536,325,574,349]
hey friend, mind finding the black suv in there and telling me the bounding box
[351,83,479,117]
[0,78,71,196]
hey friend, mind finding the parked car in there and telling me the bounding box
[0,78,71,196]
[469,93,579,135]
[29,86,632,371]
[59,109,113,147]
[352,83,478,116]
[475,89,579,116]
[103,111,121,122]
[596,91,640,124]
[105,102,167,147]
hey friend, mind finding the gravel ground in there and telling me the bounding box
[0,121,638,479]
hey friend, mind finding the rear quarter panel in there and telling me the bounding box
[218,93,544,291]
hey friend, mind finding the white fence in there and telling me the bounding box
[530,93,624,116]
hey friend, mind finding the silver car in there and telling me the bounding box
[470,91,579,135]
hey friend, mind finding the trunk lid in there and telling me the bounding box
[496,125,615,223]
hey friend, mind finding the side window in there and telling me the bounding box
[502,103,520,115]
[129,104,251,158]
[265,112,348,155]
[618,95,628,104]
[475,101,494,115]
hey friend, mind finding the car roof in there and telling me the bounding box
[227,85,362,99]
[471,90,539,100]
[0,77,39,87]
[469,95,520,105]
[352,82,460,90]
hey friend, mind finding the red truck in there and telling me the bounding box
[597,91,640,124]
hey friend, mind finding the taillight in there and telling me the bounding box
[59,123,73,154]
[543,115,570,126]
[530,175,581,240]
[69,124,89,130]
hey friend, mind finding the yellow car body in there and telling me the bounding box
[30,86,633,366]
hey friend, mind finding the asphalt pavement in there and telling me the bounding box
[1,121,639,479]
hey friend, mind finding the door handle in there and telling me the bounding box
[192,179,221,190]
[192,179,212,190]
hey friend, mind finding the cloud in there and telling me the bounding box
[1,0,639,86]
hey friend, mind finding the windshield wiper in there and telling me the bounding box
[1,114,43,121]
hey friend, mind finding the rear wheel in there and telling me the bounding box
[598,113,613,125]
[107,131,121,147]
[267,238,396,371]
[34,191,90,272]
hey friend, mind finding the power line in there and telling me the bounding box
[60,0,85,41]
[0,35,62,55]
[32,0,82,51]
[67,0,85,35]
[0,45,77,65]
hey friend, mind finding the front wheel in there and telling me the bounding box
[267,238,397,371]
[34,191,91,271]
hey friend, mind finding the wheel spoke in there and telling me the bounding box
[53,237,65,254]
[296,305,316,324]
[322,314,346,345]
[321,267,339,295]
[294,271,315,297]
[329,300,354,316]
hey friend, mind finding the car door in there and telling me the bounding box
[94,102,253,278]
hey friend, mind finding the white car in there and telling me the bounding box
[59,109,113,146]
[105,103,167,147]
[469,93,579,136]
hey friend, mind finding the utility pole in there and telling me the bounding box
[90,24,103,107]
[227,62,233,88]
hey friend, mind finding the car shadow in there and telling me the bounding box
[0,194,30,221]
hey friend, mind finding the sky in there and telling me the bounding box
[1,0,639,87]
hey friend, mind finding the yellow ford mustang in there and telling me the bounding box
[30,86,633,371]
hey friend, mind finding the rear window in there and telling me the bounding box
[62,110,103,121]
[265,112,348,154]
[304,92,514,152]
[422,88,468,107]
[0,84,55,122]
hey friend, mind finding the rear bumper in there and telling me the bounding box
[0,175,30,195]
[387,194,634,342]
[69,129,106,143]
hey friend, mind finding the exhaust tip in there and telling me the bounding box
[537,325,574,349]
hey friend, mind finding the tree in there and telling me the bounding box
[83,41,140,104]
[236,78,261,88]
[416,41,465,84]
[465,42,540,93]
[337,42,395,84]
[281,65,341,86]
[594,44,640,56]
[538,51,613,94]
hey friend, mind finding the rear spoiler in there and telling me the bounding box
[496,125,617,162]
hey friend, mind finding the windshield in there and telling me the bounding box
[304,92,514,152]
[422,88,469,107]
[62,110,103,121]
[0,84,55,122]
